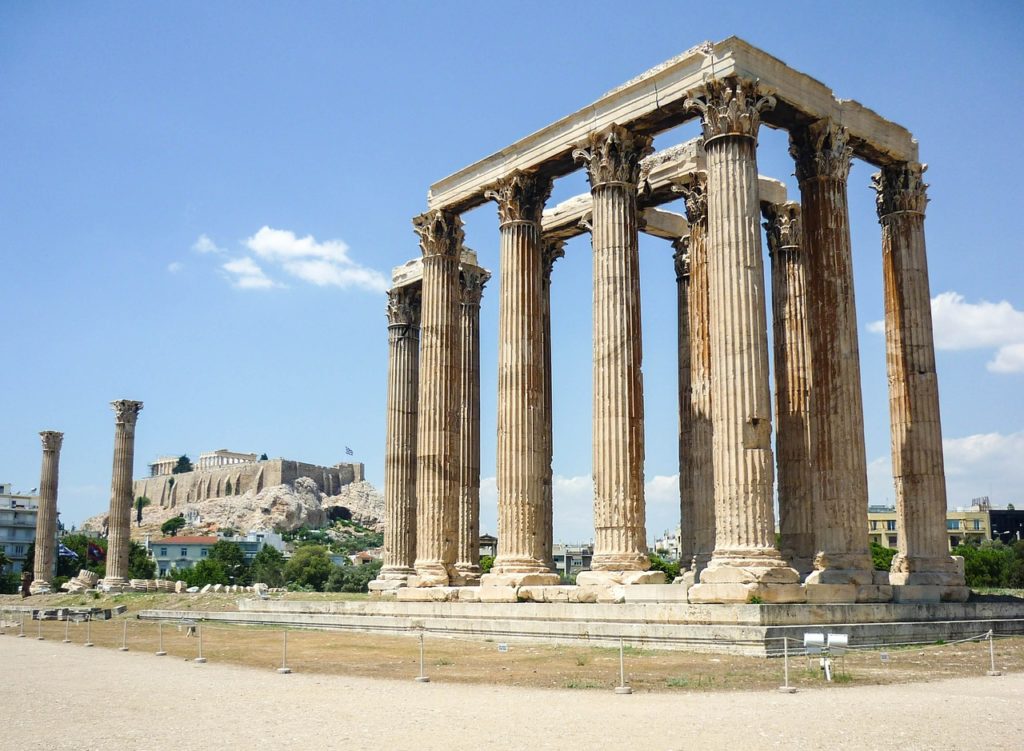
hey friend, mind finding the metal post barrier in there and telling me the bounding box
[194,624,207,663]
[119,620,129,651]
[778,637,797,693]
[986,629,1002,677]
[614,637,632,695]
[18,614,26,638]
[36,615,44,640]
[414,631,429,683]
[155,622,166,656]
[63,617,71,643]
[84,616,93,647]
[277,629,292,674]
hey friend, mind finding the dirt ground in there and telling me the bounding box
[3,634,1021,751]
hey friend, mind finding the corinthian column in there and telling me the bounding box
[873,162,967,601]
[30,431,64,593]
[790,119,874,595]
[482,170,559,586]
[454,264,490,584]
[411,210,463,587]
[684,79,802,603]
[573,124,663,586]
[763,202,815,576]
[673,239,695,572]
[104,399,143,587]
[371,283,421,592]
[540,238,566,569]
[678,173,715,581]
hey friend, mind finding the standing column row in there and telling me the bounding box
[673,238,695,576]
[30,430,64,594]
[103,399,143,588]
[540,239,566,569]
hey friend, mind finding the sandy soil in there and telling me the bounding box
[2,634,1021,751]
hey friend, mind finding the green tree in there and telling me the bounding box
[259,453,269,461]
[135,496,151,526]
[870,541,897,572]
[57,533,105,578]
[0,549,10,572]
[953,542,1013,587]
[225,480,232,495]
[21,541,35,577]
[161,516,186,536]
[185,559,229,587]
[172,455,193,474]
[128,540,156,579]
[283,545,333,591]
[209,540,248,583]
[648,552,681,583]
[480,555,494,574]
[326,560,382,593]
[249,545,286,587]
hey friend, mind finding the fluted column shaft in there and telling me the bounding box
[105,400,143,585]
[455,267,489,581]
[32,431,64,589]
[873,163,963,588]
[763,202,815,575]
[540,240,565,568]
[574,124,654,575]
[412,211,463,586]
[484,171,557,582]
[790,120,873,582]
[378,285,420,581]
[673,239,695,569]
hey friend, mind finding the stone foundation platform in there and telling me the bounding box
[137,597,1024,656]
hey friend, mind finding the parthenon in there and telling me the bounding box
[372,37,967,605]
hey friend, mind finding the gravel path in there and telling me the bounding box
[3,635,1020,751]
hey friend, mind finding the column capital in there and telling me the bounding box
[672,237,690,282]
[39,430,64,452]
[761,201,802,255]
[484,169,553,225]
[111,400,143,425]
[674,171,708,226]
[413,209,464,259]
[386,285,421,328]
[573,123,653,188]
[788,118,853,183]
[541,238,566,280]
[460,266,491,306]
[684,77,775,144]
[872,161,928,219]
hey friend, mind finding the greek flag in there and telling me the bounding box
[58,543,79,559]
[345,446,354,456]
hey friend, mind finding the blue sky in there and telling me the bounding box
[3,2,1023,544]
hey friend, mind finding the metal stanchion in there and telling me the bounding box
[614,637,632,694]
[414,631,430,683]
[194,624,207,663]
[277,629,292,674]
[63,617,71,643]
[778,637,797,693]
[18,614,26,638]
[84,616,93,647]
[36,615,44,640]
[986,629,1002,676]
[155,622,166,656]
[119,620,129,651]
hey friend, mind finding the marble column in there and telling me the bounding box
[454,265,490,583]
[873,162,967,601]
[790,119,875,594]
[30,431,64,593]
[411,210,463,587]
[104,399,143,587]
[573,124,663,586]
[371,283,421,592]
[673,238,695,572]
[684,78,802,603]
[763,202,815,576]
[540,238,566,569]
[482,170,559,586]
[678,172,715,580]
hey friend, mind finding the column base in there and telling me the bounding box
[891,585,971,603]
[452,564,482,586]
[688,553,803,603]
[99,578,127,593]
[410,562,453,588]
[803,583,894,603]
[481,571,560,588]
[688,582,806,604]
[589,552,651,572]
[576,570,666,586]
[28,581,52,595]
[890,554,966,588]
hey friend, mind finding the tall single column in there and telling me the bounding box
[411,210,463,587]
[873,162,967,602]
[482,170,559,586]
[454,265,490,584]
[790,119,875,597]
[574,124,663,586]
[104,399,143,587]
[540,238,566,569]
[679,173,715,581]
[763,202,815,576]
[684,79,802,603]
[673,238,695,573]
[29,431,64,594]
[370,283,421,593]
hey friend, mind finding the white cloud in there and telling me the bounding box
[192,234,226,254]
[221,257,278,290]
[867,291,1024,374]
[245,226,388,293]
[167,261,184,273]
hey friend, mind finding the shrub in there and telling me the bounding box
[870,541,897,572]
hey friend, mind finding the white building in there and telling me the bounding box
[0,483,39,573]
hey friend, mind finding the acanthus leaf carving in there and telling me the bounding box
[788,118,853,183]
[872,161,928,219]
[572,123,654,188]
[111,399,143,425]
[672,237,691,282]
[39,430,64,452]
[386,285,421,328]
[673,171,708,226]
[460,266,491,306]
[684,77,775,142]
[761,202,802,254]
[541,238,566,281]
[483,169,552,225]
[412,209,464,259]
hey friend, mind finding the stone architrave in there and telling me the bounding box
[573,124,663,586]
[673,238,695,572]
[411,210,463,587]
[873,162,967,601]
[30,431,64,593]
[678,172,714,580]
[540,238,566,568]
[482,170,559,587]
[104,400,143,587]
[454,264,490,584]
[683,79,802,603]
[762,202,815,577]
[371,284,421,591]
[790,119,875,596]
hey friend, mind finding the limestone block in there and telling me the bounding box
[481,572,561,588]
[397,586,459,602]
[597,585,627,604]
[368,579,405,592]
[570,587,599,604]
[891,585,941,604]
[804,584,859,604]
[623,584,691,603]
[539,586,573,602]
[941,586,971,603]
[28,582,52,595]
[698,565,800,585]
[756,584,807,604]
[856,585,893,603]
[689,582,805,604]
[200,584,212,593]
[457,587,480,603]
[576,570,666,587]
[77,570,99,587]
[252,582,269,595]
[872,570,891,585]
[175,581,187,593]
[212,584,223,592]
[805,568,874,586]
[478,586,518,603]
